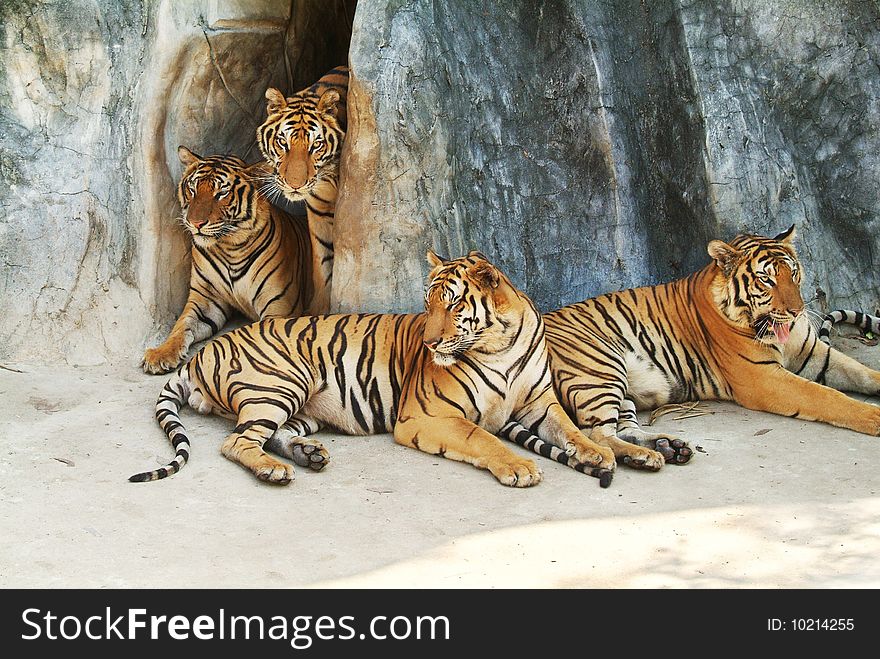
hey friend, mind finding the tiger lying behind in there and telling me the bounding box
[256,65,348,313]
[523,226,880,470]
[129,251,616,486]
[142,148,315,374]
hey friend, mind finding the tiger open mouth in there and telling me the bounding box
[755,314,794,344]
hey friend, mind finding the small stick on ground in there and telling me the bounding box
[673,412,713,421]
[647,402,711,426]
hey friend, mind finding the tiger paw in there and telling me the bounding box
[620,446,665,471]
[854,404,880,436]
[142,342,186,374]
[655,438,693,465]
[265,433,329,471]
[487,457,543,487]
[291,439,330,472]
[254,460,295,485]
[567,440,616,470]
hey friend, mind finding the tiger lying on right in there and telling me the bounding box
[508,226,880,472]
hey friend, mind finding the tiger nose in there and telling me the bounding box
[423,338,440,351]
[191,219,206,229]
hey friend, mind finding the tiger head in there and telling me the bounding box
[176,147,256,244]
[256,87,345,203]
[422,251,526,366]
[708,225,804,344]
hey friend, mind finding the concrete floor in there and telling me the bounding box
[2,334,880,588]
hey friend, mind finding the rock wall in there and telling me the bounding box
[2,0,879,365]
[334,0,880,315]
[0,0,353,364]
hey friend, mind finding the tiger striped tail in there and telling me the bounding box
[129,369,192,482]
[500,421,613,488]
[819,309,880,344]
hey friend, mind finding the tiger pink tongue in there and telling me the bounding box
[773,322,791,344]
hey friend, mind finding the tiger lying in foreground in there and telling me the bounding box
[532,226,880,471]
[142,149,316,374]
[130,252,616,487]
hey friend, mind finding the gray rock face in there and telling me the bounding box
[334,0,880,316]
[0,0,352,364]
[2,0,879,365]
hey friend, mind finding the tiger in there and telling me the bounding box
[819,309,880,344]
[129,251,616,487]
[256,65,348,314]
[502,226,880,471]
[141,147,315,374]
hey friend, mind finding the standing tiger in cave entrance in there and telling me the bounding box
[508,226,880,470]
[142,148,316,375]
[257,65,348,314]
[129,251,616,487]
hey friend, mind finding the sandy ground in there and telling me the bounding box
[2,334,880,589]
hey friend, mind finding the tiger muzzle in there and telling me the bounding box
[280,147,310,190]
[186,194,216,230]
[423,308,447,353]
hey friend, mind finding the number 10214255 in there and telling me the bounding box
[768,618,854,631]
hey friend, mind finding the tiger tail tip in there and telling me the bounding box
[595,468,614,488]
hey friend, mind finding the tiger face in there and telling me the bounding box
[422,250,521,366]
[176,147,255,244]
[256,87,344,203]
[708,224,805,344]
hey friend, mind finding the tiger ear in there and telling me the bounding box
[773,224,796,243]
[317,89,341,118]
[426,250,447,269]
[707,240,742,276]
[178,146,201,166]
[473,260,517,309]
[469,261,501,290]
[265,87,287,115]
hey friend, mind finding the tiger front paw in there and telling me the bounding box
[254,460,295,485]
[487,456,543,487]
[142,341,186,374]
[854,404,880,436]
[620,445,665,471]
[566,440,616,471]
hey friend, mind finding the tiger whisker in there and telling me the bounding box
[801,308,825,332]
[751,316,773,346]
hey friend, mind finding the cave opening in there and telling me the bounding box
[144,0,357,343]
